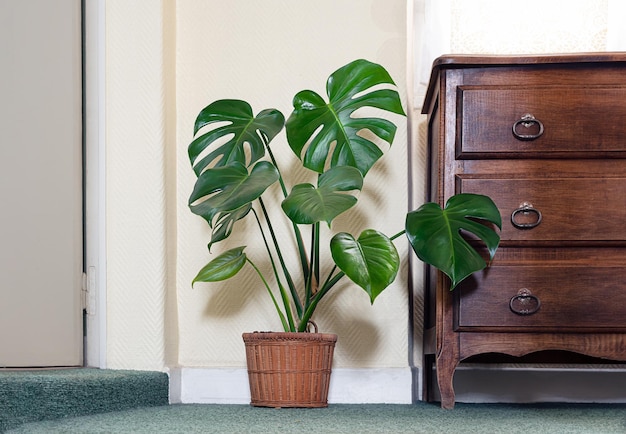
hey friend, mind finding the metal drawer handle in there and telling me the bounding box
[511,202,542,229]
[509,288,541,316]
[512,113,544,140]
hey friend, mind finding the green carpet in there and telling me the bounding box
[5,403,626,433]
[0,369,169,432]
[2,369,625,433]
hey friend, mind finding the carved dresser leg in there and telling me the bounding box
[436,347,459,409]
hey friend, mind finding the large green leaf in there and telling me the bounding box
[189,99,284,175]
[330,230,400,303]
[281,166,363,225]
[285,59,406,176]
[189,161,279,226]
[192,246,247,285]
[405,193,502,290]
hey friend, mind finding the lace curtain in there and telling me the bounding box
[415,0,626,102]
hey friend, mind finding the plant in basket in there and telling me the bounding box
[187,59,502,407]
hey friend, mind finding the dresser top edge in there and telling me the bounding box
[421,52,626,114]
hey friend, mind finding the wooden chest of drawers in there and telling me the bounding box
[421,53,626,409]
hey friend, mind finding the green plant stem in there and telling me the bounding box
[262,132,288,198]
[252,206,297,331]
[320,264,339,291]
[264,138,310,287]
[257,198,302,318]
[313,222,320,291]
[245,257,290,332]
[303,224,315,313]
[389,229,406,241]
[298,270,345,332]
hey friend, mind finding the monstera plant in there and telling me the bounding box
[188,59,501,333]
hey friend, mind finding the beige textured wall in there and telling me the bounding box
[104,0,409,370]
[105,1,174,370]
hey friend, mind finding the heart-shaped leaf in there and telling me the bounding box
[330,229,400,303]
[189,100,284,175]
[281,166,363,225]
[192,246,247,285]
[405,193,502,290]
[285,59,405,176]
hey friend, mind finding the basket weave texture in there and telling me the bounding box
[242,331,337,408]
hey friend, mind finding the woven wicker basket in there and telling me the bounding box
[242,331,337,408]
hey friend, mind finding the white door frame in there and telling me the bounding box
[83,0,107,368]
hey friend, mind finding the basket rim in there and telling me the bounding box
[242,331,337,343]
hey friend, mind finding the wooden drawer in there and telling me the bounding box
[455,261,626,331]
[457,85,626,158]
[460,177,626,242]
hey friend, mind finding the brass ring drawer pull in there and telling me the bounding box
[511,202,542,229]
[512,113,544,140]
[509,288,541,316]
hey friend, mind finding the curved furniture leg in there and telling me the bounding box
[436,346,459,409]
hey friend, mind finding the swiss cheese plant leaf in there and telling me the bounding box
[207,204,252,251]
[189,161,279,227]
[330,230,400,303]
[189,99,284,175]
[192,246,247,285]
[281,166,363,225]
[285,59,405,176]
[405,193,502,290]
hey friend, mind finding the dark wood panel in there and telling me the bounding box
[460,177,626,242]
[458,86,626,157]
[463,350,626,364]
[459,332,626,360]
[456,265,626,330]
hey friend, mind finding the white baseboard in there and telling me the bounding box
[169,365,626,405]
[169,367,414,404]
[169,367,251,404]
[328,368,413,404]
